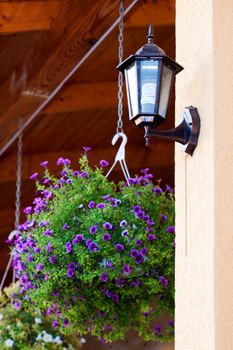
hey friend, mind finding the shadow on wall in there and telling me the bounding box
[82,331,174,350]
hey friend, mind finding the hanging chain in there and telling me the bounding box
[117,0,124,133]
[14,118,23,230]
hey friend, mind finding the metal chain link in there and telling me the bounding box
[117,0,124,133]
[14,118,23,230]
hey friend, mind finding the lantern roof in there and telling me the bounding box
[118,24,184,74]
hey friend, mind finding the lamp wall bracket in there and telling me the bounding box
[144,106,200,156]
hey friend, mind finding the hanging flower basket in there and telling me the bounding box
[12,152,175,343]
[0,284,83,349]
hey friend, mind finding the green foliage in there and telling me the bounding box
[0,284,82,349]
[13,154,175,343]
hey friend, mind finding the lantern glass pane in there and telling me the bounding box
[125,61,138,117]
[158,65,173,118]
[140,60,159,114]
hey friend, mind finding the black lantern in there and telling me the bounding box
[117,25,200,156]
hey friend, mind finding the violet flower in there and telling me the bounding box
[100,160,109,167]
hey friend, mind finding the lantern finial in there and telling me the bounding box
[147,24,155,44]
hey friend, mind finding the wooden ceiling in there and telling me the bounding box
[0,0,176,282]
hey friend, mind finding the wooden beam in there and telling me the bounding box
[0,0,133,155]
[125,0,175,28]
[0,143,173,183]
[0,1,65,34]
[45,81,122,114]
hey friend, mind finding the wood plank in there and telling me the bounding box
[45,81,122,114]
[125,0,175,28]
[0,1,65,34]
[0,0,133,155]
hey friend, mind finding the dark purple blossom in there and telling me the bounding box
[147,234,156,241]
[23,206,32,215]
[30,172,38,180]
[88,201,95,208]
[39,220,49,227]
[36,263,43,272]
[44,229,53,237]
[88,242,99,252]
[123,264,131,274]
[80,171,88,178]
[67,269,74,278]
[140,168,150,175]
[136,239,143,246]
[159,276,168,286]
[102,233,111,241]
[103,222,112,230]
[106,261,114,269]
[34,246,41,254]
[115,243,124,251]
[111,293,120,303]
[100,160,109,167]
[167,226,175,233]
[52,320,59,328]
[165,184,172,192]
[168,320,174,327]
[68,262,76,270]
[13,301,21,310]
[132,205,141,213]
[153,187,163,195]
[63,319,69,327]
[27,254,34,262]
[130,249,139,259]
[66,242,72,254]
[160,214,168,222]
[57,157,71,166]
[89,225,97,234]
[73,234,84,243]
[46,242,53,253]
[100,273,108,282]
[141,247,148,256]
[40,160,48,167]
[83,146,91,153]
[121,230,128,237]
[135,253,144,264]
[120,220,127,228]
[115,278,125,287]
[62,224,70,230]
[96,203,106,209]
[73,170,79,177]
[154,325,161,335]
[49,255,56,264]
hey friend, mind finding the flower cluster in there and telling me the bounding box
[12,153,175,343]
[0,284,83,349]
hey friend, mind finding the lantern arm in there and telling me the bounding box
[144,106,201,156]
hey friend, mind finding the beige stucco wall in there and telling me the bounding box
[175,0,233,349]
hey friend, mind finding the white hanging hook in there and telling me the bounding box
[106,132,130,183]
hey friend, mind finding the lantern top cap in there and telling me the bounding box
[147,24,155,44]
[135,24,165,56]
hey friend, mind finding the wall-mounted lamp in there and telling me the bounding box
[117,25,200,156]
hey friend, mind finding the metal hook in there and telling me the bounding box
[105,132,130,182]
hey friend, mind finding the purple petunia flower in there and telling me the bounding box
[100,273,108,282]
[167,226,175,233]
[88,201,95,209]
[44,229,53,237]
[13,301,21,310]
[85,238,92,247]
[29,172,38,180]
[100,160,109,167]
[132,205,141,213]
[23,206,32,215]
[154,325,161,335]
[73,234,84,243]
[83,146,91,153]
[130,249,139,259]
[68,262,76,270]
[102,233,111,241]
[135,253,144,264]
[136,239,143,246]
[121,230,128,237]
[40,160,48,167]
[39,220,49,227]
[165,184,172,192]
[111,293,120,303]
[160,214,168,222]
[73,170,79,177]
[120,220,127,228]
[46,242,53,253]
[88,242,99,252]
[168,320,174,327]
[96,203,106,209]
[147,234,156,241]
[34,246,41,254]
[66,242,72,253]
[57,157,71,166]
[115,243,124,251]
[49,255,56,264]
[141,247,148,256]
[89,225,97,234]
[153,187,163,195]
[123,264,131,274]
[63,319,69,327]
[52,320,59,328]
[106,261,114,269]
[103,222,112,230]
[27,254,34,262]
[67,269,74,278]
[36,263,43,272]
[80,171,88,178]
[62,224,70,230]
[159,276,168,286]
